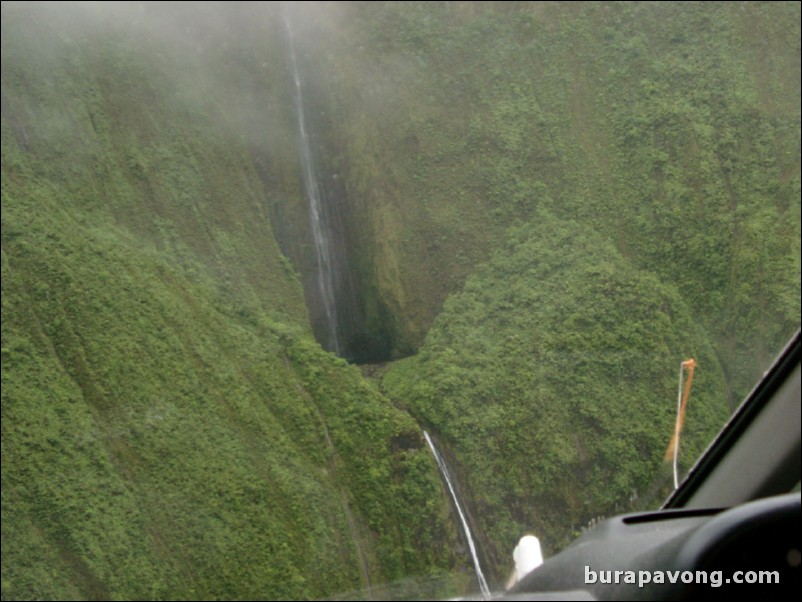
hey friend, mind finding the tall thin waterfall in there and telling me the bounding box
[423,431,491,599]
[283,7,341,355]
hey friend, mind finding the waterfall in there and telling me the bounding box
[282,6,342,356]
[423,431,491,599]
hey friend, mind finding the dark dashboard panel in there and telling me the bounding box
[503,493,800,601]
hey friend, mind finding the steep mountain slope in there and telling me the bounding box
[2,1,800,599]
[384,211,729,573]
[302,2,800,396]
[365,0,799,575]
[1,4,457,599]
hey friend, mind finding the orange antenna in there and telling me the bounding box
[665,359,697,489]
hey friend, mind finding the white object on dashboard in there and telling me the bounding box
[507,534,543,589]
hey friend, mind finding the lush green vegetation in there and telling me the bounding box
[316,2,799,395]
[383,210,729,571]
[1,4,458,599]
[366,0,799,577]
[2,1,799,599]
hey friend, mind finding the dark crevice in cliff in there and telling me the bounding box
[252,8,406,364]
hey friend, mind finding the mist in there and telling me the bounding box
[2,2,799,599]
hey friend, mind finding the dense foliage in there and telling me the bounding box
[370,0,799,577]
[317,1,800,395]
[1,4,457,599]
[384,210,728,571]
[2,1,799,599]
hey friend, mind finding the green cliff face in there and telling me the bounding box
[383,211,729,572]
[2,1,799,599]
[305,2,799,387]
[1,4,457,599]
